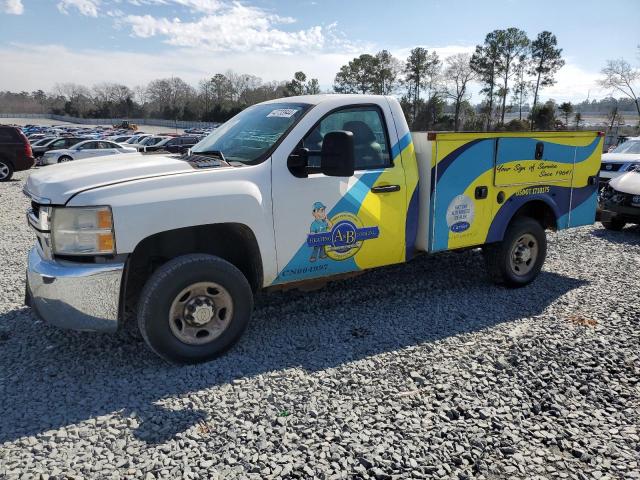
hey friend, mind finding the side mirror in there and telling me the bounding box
[320,131,355,177]
[287,147,309,178]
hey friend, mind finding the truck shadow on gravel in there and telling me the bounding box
[0,249,587,445]
[590,224,640,245]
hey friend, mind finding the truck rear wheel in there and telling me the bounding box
[137,254,253,364]
[483,217,547,288]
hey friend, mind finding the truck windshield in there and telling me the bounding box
[192,102,311,164]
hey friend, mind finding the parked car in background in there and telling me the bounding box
[121,134,152,146]
[131,136,169,151]
[40,140,139,165]
[139,137,174,152]
[598,166,640,230]
[30,137,56,147]
[106,135,134,143]
[164,136,201,153]
[32,137,89,159]
[0,126,35,181]
[26,133,49,142]
[599,137,640,187]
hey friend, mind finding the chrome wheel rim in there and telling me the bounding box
[509,233,538,276]
[168,281,233,345]
[59,157,71,163]
[0,162,9,179]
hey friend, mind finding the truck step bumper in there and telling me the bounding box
[25,247,125,333]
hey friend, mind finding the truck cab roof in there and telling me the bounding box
[261,94,391,106]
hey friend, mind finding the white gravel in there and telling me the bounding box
[1,169,639,479]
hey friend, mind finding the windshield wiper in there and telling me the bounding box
[191,150,229,163]
[191,150,231,166]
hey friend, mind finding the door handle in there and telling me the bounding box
[371,184,401,194]
[475,186,488,199]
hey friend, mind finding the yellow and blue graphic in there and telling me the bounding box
[428,132,602,252]
[307,206,380,262]
[272,130,412,285]
[272,126,601,286]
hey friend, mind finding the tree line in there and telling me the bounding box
[0,35,638,133]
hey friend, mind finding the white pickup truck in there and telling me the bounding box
[24,95,603,363]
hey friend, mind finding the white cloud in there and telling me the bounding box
[542,62,605,102]
[120,3,329,53]
[127,0,223,13]
[57,0,101,17]
[1,0,24,14]
[0,43,355,91]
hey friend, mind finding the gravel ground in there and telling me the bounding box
[1,170,639,480]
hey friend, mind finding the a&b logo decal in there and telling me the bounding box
[446,194,475,233]
[307,202,379,262]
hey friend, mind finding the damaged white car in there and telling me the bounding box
[598,165,640,230]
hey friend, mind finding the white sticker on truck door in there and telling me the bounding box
[446,194,475,233]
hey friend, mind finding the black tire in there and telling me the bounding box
[137,254,253,364]
[58,155,72,163]
[0,159,14,181]
[601,217,626,231]
[483,216,547,288]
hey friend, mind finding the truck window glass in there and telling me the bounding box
[302,106,391,170]
[192,102,311,164]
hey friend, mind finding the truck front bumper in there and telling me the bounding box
[26,247,125,333]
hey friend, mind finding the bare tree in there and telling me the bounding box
[599,58,640,117]
[443,53,475,131]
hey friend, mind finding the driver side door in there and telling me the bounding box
[270,101,407,286]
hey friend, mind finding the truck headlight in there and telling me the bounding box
[51,206,116,255]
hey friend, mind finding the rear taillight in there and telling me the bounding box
[18,131,33,157]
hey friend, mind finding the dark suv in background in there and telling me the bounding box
[0,126,35,181]
[164,136,201,154]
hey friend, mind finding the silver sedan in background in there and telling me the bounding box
[40,140,140,165]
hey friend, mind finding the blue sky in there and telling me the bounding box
[0,0,638,102]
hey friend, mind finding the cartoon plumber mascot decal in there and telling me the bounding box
[309,201,332,262]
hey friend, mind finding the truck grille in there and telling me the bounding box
[606,191,638,207]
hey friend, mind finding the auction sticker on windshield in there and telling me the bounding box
[267,108,298,118]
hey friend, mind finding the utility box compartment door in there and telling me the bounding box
[494,137,575,187]
[430,138,496,252]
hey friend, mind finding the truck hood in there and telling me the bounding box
[601,153,640,163]
[610,170,640,195]
[25,153,215,204]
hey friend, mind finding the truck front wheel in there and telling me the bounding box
[137,254,253,364]
[483,217,547,288]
